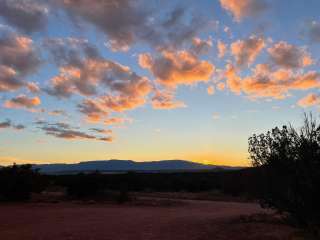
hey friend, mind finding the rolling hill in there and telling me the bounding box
[32,159,240,174]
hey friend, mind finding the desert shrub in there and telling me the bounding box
[115,186,130,204]
[64,172,106,198]
[0,164,47,201]
[248,113,320,227]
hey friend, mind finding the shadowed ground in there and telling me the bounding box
[0,200,296,240]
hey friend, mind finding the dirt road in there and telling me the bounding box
[0,200,295,240]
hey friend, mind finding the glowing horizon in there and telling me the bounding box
[0,0,319,167]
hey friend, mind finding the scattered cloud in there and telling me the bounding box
[217,40,227,58]
[191,37,212,55]
[0,119,11,129]
[0,0,48,33]
[139,50,214,87]
[0,119,25,130]
[57,0,150,51]
[78,98,109,123]
[44,38,151,122]
[89,128,113,135]
[26,82,40,93]
[268,41,313,69]
[219,0,268,22]
[207,85,215,95]
[48,110,67,116]
[36,121,113,142]
[151,90,186,109]
[104,117,132,126]
[231,35,265,67]
[0,65,23,92]
[217,82,226,91]
[0,31,40,75]
[57,1,206,51]
[225,63,242,94]
[225,63,320,99]
[297,93,320,107]
[0,31,40,92]
[4,95,41,109]
[45,38,151,98]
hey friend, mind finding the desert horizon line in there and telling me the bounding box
[0,158,248,168]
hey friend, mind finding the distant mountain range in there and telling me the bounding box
[31,160,241,174]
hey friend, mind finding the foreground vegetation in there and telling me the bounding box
[248,113,320,237]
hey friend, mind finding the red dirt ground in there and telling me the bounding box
[0,200,296,240]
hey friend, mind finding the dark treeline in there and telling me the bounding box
[52,168,262,198]
[0,164,48,201]
[0,165,264,201]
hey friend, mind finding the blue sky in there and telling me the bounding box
[0,0,319,166]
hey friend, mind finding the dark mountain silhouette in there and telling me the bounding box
[32,159,240,174]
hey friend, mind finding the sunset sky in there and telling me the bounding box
[0,0,319,166]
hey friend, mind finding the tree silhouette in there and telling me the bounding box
[248,113,320,228]
[0,164,47,201]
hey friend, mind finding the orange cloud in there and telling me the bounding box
[231,35,265,67]
[26,82,40,93]
[207,85,215,95]
[191,37,212,55]
[225,63,320,99]
[151,90,186,109]
[48,110,67,116]
[139,50,214,87]
[225,64,241,94]
[0,33,40,75]
[78,98,109,123]
[297,93,320,107]
[219,0,268,21]
[217,82,226,91]
[104,117,132,126]
[46,39,152,100]
[0,65,23,92]
[100,95,147,112]
[268,41,313,69]
[45,39,152,122]
[0,32,40,92]
[217,40,227,58]
[4,95,41,109]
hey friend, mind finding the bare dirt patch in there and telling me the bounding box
[0,200,297,240]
